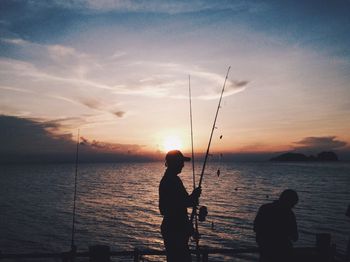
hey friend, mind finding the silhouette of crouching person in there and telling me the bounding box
[254,189,299,262]
[159,150,201,262]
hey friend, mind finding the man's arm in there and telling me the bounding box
[187,187,201,207]
[289,211,298,242]
[253,207,263,233]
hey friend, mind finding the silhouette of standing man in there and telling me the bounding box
[159,150,201,262]
[254,189,299,262]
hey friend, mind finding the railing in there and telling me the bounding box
[0,246,339,262]
[0,234,344,262]
[0,247,259,262]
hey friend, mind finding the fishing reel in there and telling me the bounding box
[198,206,208,222]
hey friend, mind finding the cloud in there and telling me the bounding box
[0,38,108,87]
[0,39,156,98]
[225,79,249,92]
[77,97,126,118]
[197,78,249,100]
[79,98,102,110]
[23,0,262,15]
[114,111,125,118]
[0,85,33,94]
[0,20,10,25]
[233,80,249,88]
[114,61,248,100]
[0,115,75,155]
[0,39,129,118]
[48,95,82,106]
[234,142,269,152]
[39,116,88,132]
[0,115,148,163]
[1,38,29,46]
[293,136,347,153]
[1,38,247,102]
[80,136,142,153]
[0,38,246,134]
[47,44,81,58]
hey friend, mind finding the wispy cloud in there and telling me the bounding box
[0,85,33,94]
[79,98,102,110]
[0,38,130,121]
[76,97,126,118]
[39,116,89,133]
[33,0,264,15]
[110,51,127,60]
[0,20,10,25]
[197,78,249,100]
[233,80,249,88]
[80,136,143,153]
[47,95,82,106]
[1,38,29,46]
[1,38,106,85]
[114,61,248,100]
[1,38,247,102]
[113,111,125,118]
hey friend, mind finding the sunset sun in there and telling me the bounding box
[163,135,183,152]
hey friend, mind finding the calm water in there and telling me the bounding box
[0,161,349,261]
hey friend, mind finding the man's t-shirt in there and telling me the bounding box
[254,200,298,249]
[159,171,191,234]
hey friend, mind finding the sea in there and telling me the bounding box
[0,161,349,261]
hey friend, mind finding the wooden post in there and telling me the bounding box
[133,248,139,262]
[316,233,333,262]
[62,246,76,262]
[346,204,350,260]
[89,245,110,262]
[347,238,350,261]
[61,252,69,262]
[196,248,201,262]
[202,248,208,262]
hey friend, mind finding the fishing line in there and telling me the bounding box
[189,75,196,190]
[71,129,80,251]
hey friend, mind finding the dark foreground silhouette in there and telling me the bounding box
[159,150,201,262]
[254,189,299,262]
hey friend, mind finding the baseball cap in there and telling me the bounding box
[165,150,191,164]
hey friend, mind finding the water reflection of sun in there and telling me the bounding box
[163,135,183,152]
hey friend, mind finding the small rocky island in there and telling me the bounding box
[270,151,338,162]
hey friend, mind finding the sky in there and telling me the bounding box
[1,0,350,162]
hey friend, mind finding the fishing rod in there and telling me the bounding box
[198,66,230,187]
[190,66,231,228]
[189,75,196,190]
[188,75,200,256]
[71,129,80,252]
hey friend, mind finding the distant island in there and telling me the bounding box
[270,151,338,162]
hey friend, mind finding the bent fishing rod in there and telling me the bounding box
[190,66,231,233]
[188,75,200,255]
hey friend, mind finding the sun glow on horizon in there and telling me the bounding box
[163,135,183,152]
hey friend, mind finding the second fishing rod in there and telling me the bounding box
[189,66,231,243]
